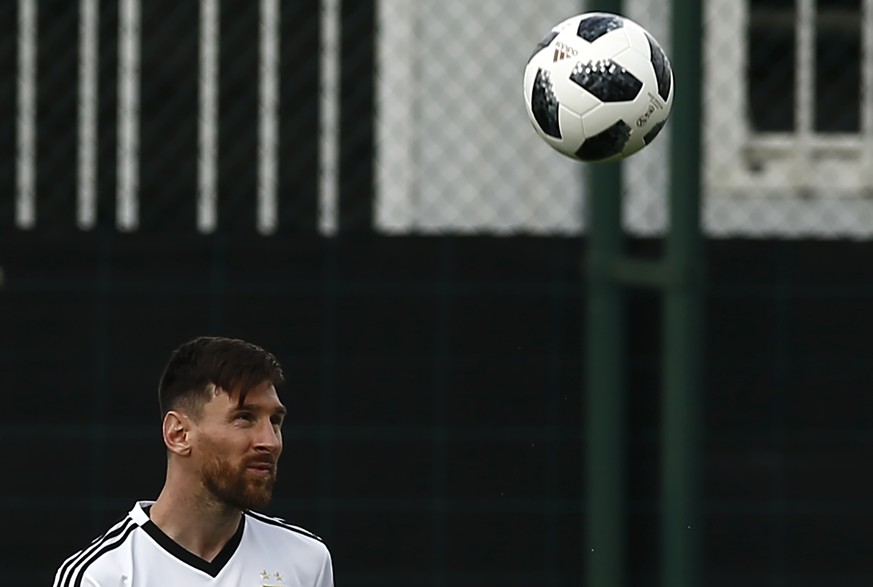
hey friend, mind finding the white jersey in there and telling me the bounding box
[53,501,333,587]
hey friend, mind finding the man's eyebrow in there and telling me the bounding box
[233,403,287,415]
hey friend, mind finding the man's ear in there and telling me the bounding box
[163,411,192,456]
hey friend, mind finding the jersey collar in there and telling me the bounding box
[132,501,246,578]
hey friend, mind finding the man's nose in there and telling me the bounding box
[254,420,282,452]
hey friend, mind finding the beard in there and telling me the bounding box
[200,453,277,511]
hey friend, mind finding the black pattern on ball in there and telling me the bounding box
[570,59,642,102]
[643,120,667,145]
[576,14,624,42]
[645,32,673,100]
[575,120,632,161]
[530,68,561,138]
[527,31,558,64]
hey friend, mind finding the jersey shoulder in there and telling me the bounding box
[52,514,139,587]
[244,511,333,586]
[244,510,328,549]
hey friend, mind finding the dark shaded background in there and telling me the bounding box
[3,234,872,586]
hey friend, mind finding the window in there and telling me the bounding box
[705,0,873,199]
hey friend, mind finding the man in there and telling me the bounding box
[53,336,333,587]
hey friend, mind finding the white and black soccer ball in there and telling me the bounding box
[523,12,674,163]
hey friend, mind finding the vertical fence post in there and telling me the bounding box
[585,159,626,587]
[584,1,705,586]
[585,2,626,586]
[662,0,704,585]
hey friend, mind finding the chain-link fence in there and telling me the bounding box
[376,0,674,235]
[3,0,870,236]
[703,0,873,237]
[376,0,872,237]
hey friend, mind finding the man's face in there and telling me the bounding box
[191,381,286,510]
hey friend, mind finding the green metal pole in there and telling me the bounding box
[584,5,625,587]
[662,0,704,585]
[585,161,626,587]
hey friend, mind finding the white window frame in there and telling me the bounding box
[704,0,873,199]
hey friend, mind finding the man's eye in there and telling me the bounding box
[235,413,255,422]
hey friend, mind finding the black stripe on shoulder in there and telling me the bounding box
[244,510,323,543]
[62,519,138,587]
[54,516,133,587]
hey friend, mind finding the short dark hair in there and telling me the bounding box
[158,336,284,418]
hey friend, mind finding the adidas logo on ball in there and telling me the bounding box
[552,42,578,62]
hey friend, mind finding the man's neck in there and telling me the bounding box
[149,486,243,562]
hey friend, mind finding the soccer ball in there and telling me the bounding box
[523,12,674,163]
